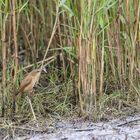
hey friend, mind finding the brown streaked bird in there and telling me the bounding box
[12,68,47,116]
[16,69,41,96]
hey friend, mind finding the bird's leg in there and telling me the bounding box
[27,93,37,121]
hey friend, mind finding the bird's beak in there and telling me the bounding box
[42,67,47,73]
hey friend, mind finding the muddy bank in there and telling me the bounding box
[4,114,140,140]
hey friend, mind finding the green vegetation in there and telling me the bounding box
[0,0,140,123]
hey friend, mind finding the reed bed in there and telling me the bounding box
[0,0,140,122]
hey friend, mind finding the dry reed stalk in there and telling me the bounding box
[1,19,7,117]
[41,5,59,69]
[12,0,19,83]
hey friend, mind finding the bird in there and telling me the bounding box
[12,67,47,118]
[15,69,41,97]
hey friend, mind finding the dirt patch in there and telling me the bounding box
[1,114,140,140]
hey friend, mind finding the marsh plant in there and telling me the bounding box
[0,0,140,121]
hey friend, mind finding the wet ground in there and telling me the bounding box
[12,114,140,140]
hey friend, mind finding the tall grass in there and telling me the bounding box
[0,0,140,120]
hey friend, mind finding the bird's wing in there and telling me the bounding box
[18,76,32,93]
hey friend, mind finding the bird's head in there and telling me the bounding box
[32,69,42,74]
[39,66,48,73]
